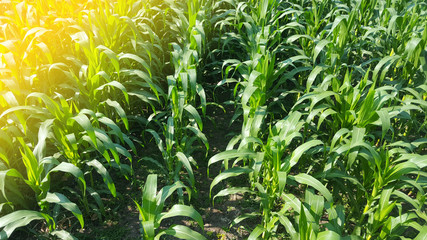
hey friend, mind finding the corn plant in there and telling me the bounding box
[145,117,200,197]
[134,174,206,240]
[0,125,86,238]
[142,0,210,202]
[209,111,334,238]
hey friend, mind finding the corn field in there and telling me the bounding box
[0,0,426,239]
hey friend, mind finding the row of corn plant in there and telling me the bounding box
[208,0,427,239]
[134,0,212,239]
[208,1,337,238]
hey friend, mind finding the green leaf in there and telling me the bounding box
[0,169,26,205]
[17,137,40,185]
[96,81,129,104]
[155,181,188,214]
[159,225,207,240]
[196,84,206,115]
[98,115,124,142]
[184,104,203,131]
[305,189,324,220]
[208,149,256,167]
[71,113,97,148]
[42,192,84,228]
[317,231,341,240]
[282,193,302,214]
[348,127,365,169]
[146,129,164,155]
[122,69,159,100]
[159,204,203,229]
[176,152,195,187]
[187,68,197,98]
[289,174,333,202]
[86,160,116,197]
[142,174,157,222]
[232,212,261,227]
[141,220,155,239]
[0,210,54,238]
[322,169,365,191]
[376,109,390,140]
[313,40,331,64]
[287,140,323,170]
[307,65,327,92]
[278,171,287,195]
[50,230,78,240]
[414,225,427,240]
[166,117,174,151]
[48,162,86,193]
[103,99,129,130]
[184,126,209,152]
[299,202,309,240]
[287,34,313,44]
[241,85,258,107]
[87,186,105,215]
[330,128,350,152]
[276,214,297,239]
[248,225,265,240]
[26,93,62,119]
[33,119,54,162]
[378,188,395,222]
[213,187,253,204]
[210,167,253,197]
[118,53,151,76]
[97,45,120,74]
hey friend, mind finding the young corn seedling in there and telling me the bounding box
[145,116,203,201]
[135,174,206,240]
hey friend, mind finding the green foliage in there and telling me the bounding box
[0,0,426,239]
[0,0,165,237]
[208,0,427,239]
[134,174,206,240]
